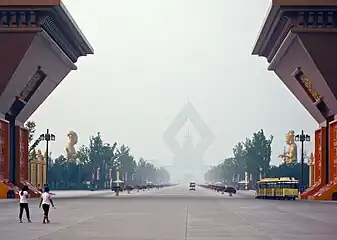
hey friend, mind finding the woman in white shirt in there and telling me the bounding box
[19,185,31,223]
[39,186,55,224]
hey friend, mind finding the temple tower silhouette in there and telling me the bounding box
[163,102,214,182]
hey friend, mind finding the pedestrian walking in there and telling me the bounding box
[19,185,31,223]
[39,186,55,224]
[43,183,49,192]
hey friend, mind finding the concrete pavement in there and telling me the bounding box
[0,185,337,239]
[0,189,112,203]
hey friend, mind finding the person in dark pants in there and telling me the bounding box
[19,185,31,223]
[39,187,55,224]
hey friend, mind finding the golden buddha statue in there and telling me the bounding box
[278,130,298,165]
[66,131,78,162]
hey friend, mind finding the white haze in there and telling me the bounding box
[29,0,316,181]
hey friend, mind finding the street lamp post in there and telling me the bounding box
[259,167,263,181]
[295,130,310,193]
[39,129,55,186]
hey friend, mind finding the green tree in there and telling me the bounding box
[267,163,308,186]
[135,158,160,184]
[76,145,92,183]
[204,158,235,183]
[47,131,170,189]
[104,142,118,168]
[25,120,38,159]
[88,132,104,167]
[25,120,36,145]
[77,145,90,165]
[205,129,273,185]
[135,157,147,184]
[115,144,136,182]
[223,157,236,183]
[232,142,246,181]
[244,129,273,182]
[49,155,67,188]
[88,133,104,181]
[157,167,170,184]
[244,137,255,178]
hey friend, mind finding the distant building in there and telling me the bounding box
[163,102,214,182]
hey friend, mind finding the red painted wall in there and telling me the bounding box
[0,119,9,180]
[15,126,29,184]
[329,121,337,182]
[314,127,327,184]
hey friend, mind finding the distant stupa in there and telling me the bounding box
[163,102,214,182]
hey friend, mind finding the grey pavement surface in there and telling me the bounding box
[0,190,112,204]
[1,185,337,240]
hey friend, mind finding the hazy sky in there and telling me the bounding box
[30,0,316,166]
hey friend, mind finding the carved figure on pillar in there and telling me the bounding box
[29,149,38,186]
[66,131,78,162]
[308,152,315,187]
[36,149,45,187]
[278,130,298,165]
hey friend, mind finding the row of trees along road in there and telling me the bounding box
[204,129,309,187]
[26,121,170,190]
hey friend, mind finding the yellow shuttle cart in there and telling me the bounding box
[256,177,299,200]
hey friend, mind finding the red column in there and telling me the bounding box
[15,126,29,185]
[0,119,10,180]
[329,121,337,183]
[21,127,29,181]
[314,127,327,185]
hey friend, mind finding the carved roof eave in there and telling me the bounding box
[40,4,93,63]
[252,4,337,62]
[252,5,290,63]
[53,2,94,56]
[252,5,282,56]
[0,3,93,63]
[268,31,297,71]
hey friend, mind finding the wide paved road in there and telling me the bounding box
[1,185,337,240]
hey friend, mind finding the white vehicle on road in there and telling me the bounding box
[189,181,196,191]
